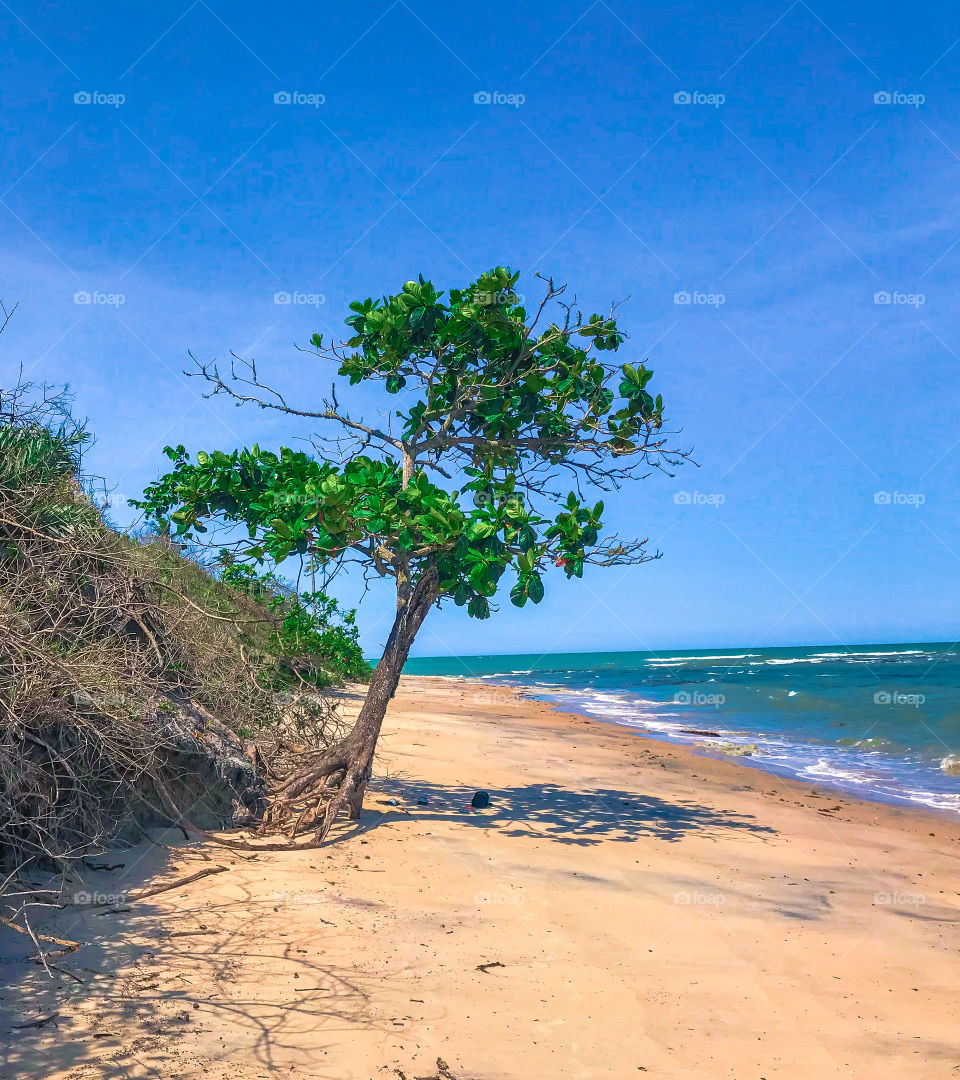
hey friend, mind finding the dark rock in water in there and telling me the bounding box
[681,728,721,737]
[418,797,429,805]
[471,791,490,809]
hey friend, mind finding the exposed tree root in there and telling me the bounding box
[260,730,376,844]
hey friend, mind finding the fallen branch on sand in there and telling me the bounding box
[128,864,228,902]
[13,1012,60,1030]
[38,961,84,983]
[475,960,505,974]
[61,864,230,913]
[0,917,79,953]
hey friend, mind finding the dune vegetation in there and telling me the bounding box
[0,376,366,885]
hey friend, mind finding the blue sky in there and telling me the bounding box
[2,1,958,658]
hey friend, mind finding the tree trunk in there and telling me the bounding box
[267,564,438,842]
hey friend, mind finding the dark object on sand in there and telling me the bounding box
[470,791,490,809]
[476,960,505,973]
[13,1013,60,1030]
[396,1057,457,1080]
[681,728,721,737]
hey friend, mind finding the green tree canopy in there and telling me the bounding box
[136,268,688,841]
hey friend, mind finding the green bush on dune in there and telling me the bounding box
[217,552,369,686]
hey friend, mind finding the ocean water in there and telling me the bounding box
[403,643,960,814]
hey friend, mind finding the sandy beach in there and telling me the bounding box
[4,675,960,1079]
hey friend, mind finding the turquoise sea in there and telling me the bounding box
[404,643,960,814]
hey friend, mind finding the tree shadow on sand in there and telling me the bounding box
[0,835,395,1080]
[357,777,778,847]
[0,784,778,1079]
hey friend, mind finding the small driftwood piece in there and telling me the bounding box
[13,1012,60,1030]
[128,865,228,902]
[0,917,79,954]
[475,960,505,974]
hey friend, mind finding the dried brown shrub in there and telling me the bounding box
[0,381,346,881]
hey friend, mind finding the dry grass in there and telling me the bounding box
[0,384,349,884]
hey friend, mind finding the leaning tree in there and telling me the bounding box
[136,268,687,840]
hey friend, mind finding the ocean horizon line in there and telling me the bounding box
[395,638,955,667]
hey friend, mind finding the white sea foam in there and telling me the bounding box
[800,760,871,783]
[647,653,759,663]
[471,649,958,816]
[809,650,928,660]
[756,658,820,665]
[900,789,960,811]
[751,650,931,666]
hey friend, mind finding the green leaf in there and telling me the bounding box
[467,594,490,619]
[469,521,497,540]
[137,266,674,642]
